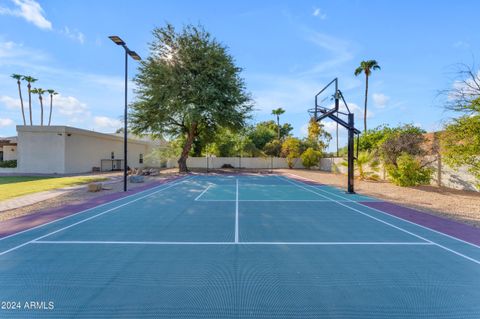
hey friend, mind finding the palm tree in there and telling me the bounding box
[46,89,58,126]
[11,74,26,125]
[31,88,46,126]
[22,76,38,125]
[354,60,380,133]
[271,107,285,139]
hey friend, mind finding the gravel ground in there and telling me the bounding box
[0,169,180,222]
[279,169,480,228]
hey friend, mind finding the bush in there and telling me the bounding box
[0,160,17,168]
[379,124,426,166]
[281,137,302,169]
[263,139,282,157]
[341,151,380,180]
[386,153,433,187]
[441,112,480,188]
[301,148,322,169]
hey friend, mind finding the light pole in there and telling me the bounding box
[109,36,141,192]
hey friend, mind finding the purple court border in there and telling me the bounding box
[360,201,480,246]
[0,174,186,238]
[285,173,480,246]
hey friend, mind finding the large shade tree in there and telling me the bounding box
[130,24,252,172]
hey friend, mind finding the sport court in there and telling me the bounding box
[0,174,479,318]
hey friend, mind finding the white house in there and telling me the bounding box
[0,125,164,174]
[0,137,17,162]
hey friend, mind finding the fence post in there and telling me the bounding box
[437,154,442,187]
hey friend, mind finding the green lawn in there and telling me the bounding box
[0,176,108,201]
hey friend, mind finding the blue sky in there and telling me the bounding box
[0,0,478,150]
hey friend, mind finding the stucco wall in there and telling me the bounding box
[63,131,150,174]
[166,157,305,169]
[16,126,158,174]
[319,156,479,192]
[17,127,66,174]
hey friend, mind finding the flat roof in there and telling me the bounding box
[16,125,161,146]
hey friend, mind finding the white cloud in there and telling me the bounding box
[450,70,480,100]
[55,95,89,117]
[0,40,48,62]
[0,118,15,127]
[302,30,354,75]
[322,121,338,135]
[372,93,390,108]
[341,102,374,119]
[60,26,85,44]
[0,95,20,109]
[0,0,52,30]
[0,41,16,58]
[312,8,327,19]
[0,1,86,44]
[93,116,122,130]
[322,101,373,121]
[252,75,321,114]
[453,41,470,49]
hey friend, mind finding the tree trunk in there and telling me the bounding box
[39,95,44,126]
[364,74,369,133]
[28,83,32,125]
[277,115,280,139]
[177,124,197,173]
[48,95,53,126]
[17,81,26,125]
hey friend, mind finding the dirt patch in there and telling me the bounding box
[0,169,179,223]
[279,169,480,228]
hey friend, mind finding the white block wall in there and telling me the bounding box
[167,157,304,169]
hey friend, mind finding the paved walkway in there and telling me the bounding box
[0,177,122,212]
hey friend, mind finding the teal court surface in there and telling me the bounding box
[0,174,479,318]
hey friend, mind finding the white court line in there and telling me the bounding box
[235,178,239,243]
[285,172,480,250]
[34,240,235,245]
[196,199,346,202]
[0,175,190,243]
[32,240,434,246]
[277,175,480,265]
[194,184,212,201]
[0,177,193,257]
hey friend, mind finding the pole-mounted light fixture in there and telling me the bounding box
[108,36,126,46]
[108,35,142,192]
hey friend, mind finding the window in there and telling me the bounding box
[139,153,143,164]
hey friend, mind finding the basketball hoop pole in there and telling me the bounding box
[347,113,355,194]
[310,78,360,194]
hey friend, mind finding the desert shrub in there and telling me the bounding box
[379,124,426,166]
[301,148,322,169]
[441,102,480,188]
[0,160,17,168]
[263,139,282,157]
[342,151,380,180]
[386,153,433,186]
[281,137,302,168]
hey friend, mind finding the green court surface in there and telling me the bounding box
[0,174,479,318]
